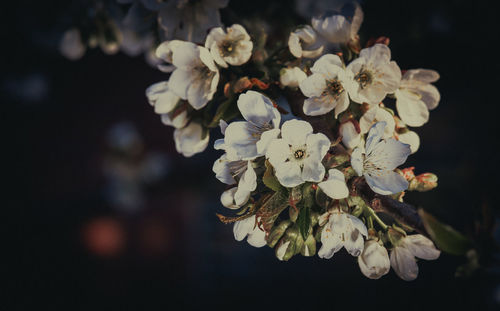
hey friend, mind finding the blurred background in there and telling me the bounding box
[5,0,499,310]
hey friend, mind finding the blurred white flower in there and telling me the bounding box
[145,81,190,128]
[288,25,325,58]
[319,211,368,258]
[359,104,396,139]
[318,169,349,199]
[213,155,257,207]
[280,67,307,88]
[156,40,220,110]
[205,24,253,68]
[233,215,267,248]
[346,44,401,105]
[351,122,411,195]
[390,234,440,281]
[60,28,86,60]
[157,0,229,43]
[299,54,355,117]
[221,91,281,160]
[173,122,209,157]
[339,120,361,149]
[311,3,363,44]
[358,240,390,279]
[266,119,330,188]
[395,69,440,127]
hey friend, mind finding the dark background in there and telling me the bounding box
[5,0,499,310]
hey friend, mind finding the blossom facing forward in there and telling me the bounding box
[299,54,355,117]
[205,24,253,68]
[390,234,440,281]
[266,119,330,188]
[346,44,401,105]
[351,122,411,195]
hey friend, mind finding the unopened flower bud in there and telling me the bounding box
[267,220,292,248]
[399,167,416,181]
[411,173,438,192]
[357,240,390,279]
[280,67,307,88]
[300,234,317,257]
[339,120,361,149]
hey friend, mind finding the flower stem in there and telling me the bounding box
[364,206,388,231]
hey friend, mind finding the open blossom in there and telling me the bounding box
[346,44,401,105]
[205,24,253,68]
[233,215,267,248]
[266,120,330,188]
[145,81,190,128]
[173,122,209,157]
[318,211,368,258]
[311,3,363,44]
[359,104,396,139]
[213,155,257,208]
[280,67,307,88]
[358,240,390,279]
[395,69,441,127]
[351,122,411,195]
[288,25,325,59]
[156,40,219,110]
[318,169,349,199]
[299,54,355,117]
[390,234,440,281]
[221,91,281,160]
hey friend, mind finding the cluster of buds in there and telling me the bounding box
[142,1,443,281]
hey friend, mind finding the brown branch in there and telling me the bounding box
[353,178,428,237]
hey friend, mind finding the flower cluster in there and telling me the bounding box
[141,1,443,281]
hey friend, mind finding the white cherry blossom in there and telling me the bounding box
[351,122,411,195]
[222,91,281,160]
[318,169,349,199]
[346,44,401,105]
[266,119,330,188]
[318,210,368,258]
[233,215,267,248]
[173,122,209,157]
[390,234,440,281]
[205,24,253,68]
[280,67,307,88]
[288,25,325,59]
[146,81,190,128]
[358,240,390,279]
[156,40,219,110]
[311,3,363,44]
[299,54,355,117]
[395,69,440,127]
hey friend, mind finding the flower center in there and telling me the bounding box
[354,70,372,89]
[220,40,236,56]
[323,79,344,98]
[294,149,306,159]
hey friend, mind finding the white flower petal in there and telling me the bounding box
[368,138,411,170]
[390,246,419,281]
[398,130,420,154]
[310,54,343,76]
[403,69,440,84]
[344,229,365,257]
[274,162,303,188]
[173,122,209,157]
[364,121,386,155]
[237,91,280,126]
[256,129,281,155]
[404,234,441,260]
[266,138,290,167]
[318,234,343,259]
[395,89,430,127]
[281,119,313,146]
[365,170,409,195]
[220,187,238,209]
[318,169,348,199]
[299,73,327,98]
[301,158,325,183]
[168,69,194,100]
[340,121,361,149]
[233,216,255,241]
[246,227,267,248]
[347,214,368,237]
[350,147,364,176]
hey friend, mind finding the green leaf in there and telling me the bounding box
[297,205,311,240]
[418,209,472,256]
[207,98,238,128]
[262,160,283,192]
